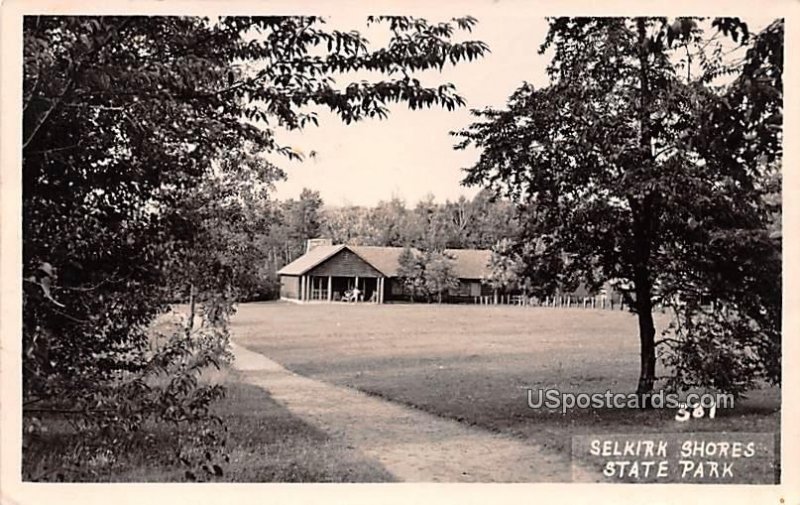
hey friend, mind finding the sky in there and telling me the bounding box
[270,14,773,208]
[271,14,552,207]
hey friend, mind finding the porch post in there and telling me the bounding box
[379,277,384,304]
[355,276,360,302]
[327,275,332,302]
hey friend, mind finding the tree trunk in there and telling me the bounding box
[635,302,657,398]
[634,267,657,407]
[187,282,196,337]
[633,18,657,407]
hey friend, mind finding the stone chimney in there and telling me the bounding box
[306,237,333,253]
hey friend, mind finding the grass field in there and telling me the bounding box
[232,302,781,465]
[26,301,779,482]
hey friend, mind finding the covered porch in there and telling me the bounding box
[297,274,386,303]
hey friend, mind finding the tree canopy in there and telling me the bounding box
[22,15,488,479]
[396,247,460,303]
[455,17,782,398]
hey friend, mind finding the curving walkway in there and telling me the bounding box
[231,342,589,482]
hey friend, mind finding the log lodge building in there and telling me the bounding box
[277,240,495,304]
[278,239,621,306]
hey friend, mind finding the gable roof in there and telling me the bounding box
[276,244,346,276]
[277,244,492,279]
[349,246,415,277]
[444,248,492,280]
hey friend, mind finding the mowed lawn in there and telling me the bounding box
[232,302,780,462]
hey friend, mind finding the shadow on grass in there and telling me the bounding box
[23,371,395,483]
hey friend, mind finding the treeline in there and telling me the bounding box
[255,188,519,298]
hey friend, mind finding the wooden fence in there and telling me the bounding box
[473,293,627,310]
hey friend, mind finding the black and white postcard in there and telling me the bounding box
[1,1,797,504]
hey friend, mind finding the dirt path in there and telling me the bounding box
[231,342,586,482]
